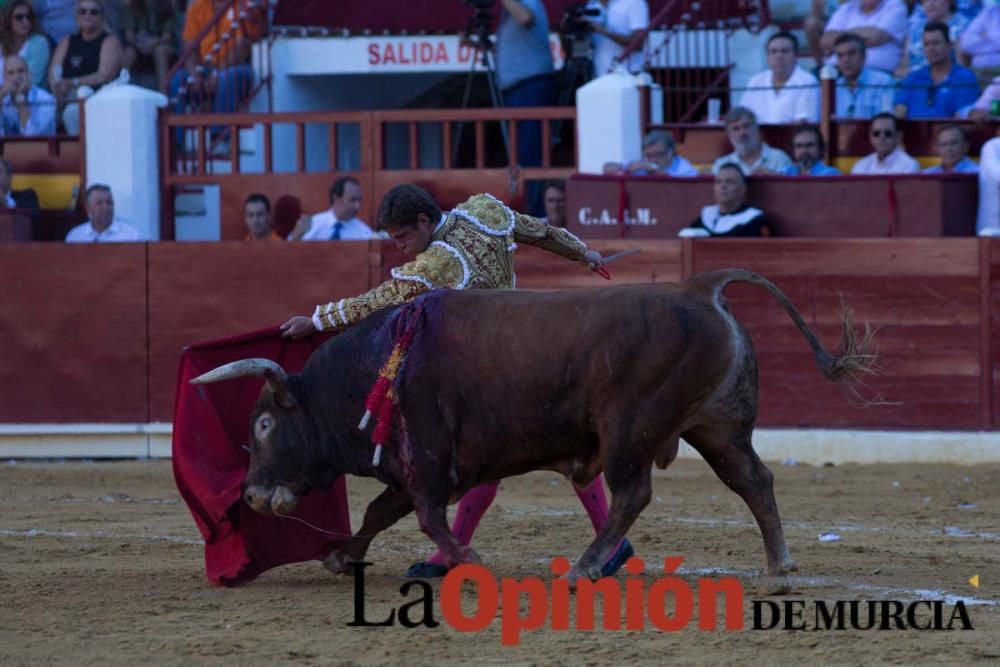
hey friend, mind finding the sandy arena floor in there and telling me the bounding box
[1,458,998,665]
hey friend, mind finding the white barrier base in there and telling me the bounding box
[1,425,999,464]
[0,424,173,459]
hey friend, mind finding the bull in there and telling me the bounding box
[191,269,875,585]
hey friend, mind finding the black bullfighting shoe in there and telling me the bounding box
[601,538,635,577]
[404,561,449,578]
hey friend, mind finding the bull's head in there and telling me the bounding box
[190,358,332,517]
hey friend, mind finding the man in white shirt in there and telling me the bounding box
[289,176,374,241]
[590,0,650,76]
[603,129,699,177]
[821,0,909,73]
[850,112,921,174]
[65,184,143,243]
[739,32,820,123]
[711,107,793,175]
[0,56,56,137]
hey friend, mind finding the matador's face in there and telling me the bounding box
[386,215,434,255]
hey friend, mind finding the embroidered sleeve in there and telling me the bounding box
[512,212,588,261]
[312,245,465,331]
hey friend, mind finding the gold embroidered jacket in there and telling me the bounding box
[312,193,588,331]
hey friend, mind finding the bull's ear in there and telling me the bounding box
[191,358,296,408]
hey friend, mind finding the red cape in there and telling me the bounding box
[171,327,352,586]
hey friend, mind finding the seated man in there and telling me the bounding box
[683,163,771,237]
[785,125,842,175]
[602,129,698,177]
[288,176,374,241]
[821,0,909,74]
[894,22,980,119]
[960,5,1000,69]
[0,55,56,136]
[924,123,979,173]
[65,184,143,243]
[834,32,896,118]
[0,159,40,212]
[712,107,793,175]
[244,193,283,240]
[967,75,1000,118]
[850,112,921,174]
[169,0,264,116]
[541,179,566,227]
[738,31,820,123]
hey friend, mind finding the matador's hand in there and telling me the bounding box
[280,315,316,339]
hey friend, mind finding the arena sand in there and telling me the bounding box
[1,459,998,665]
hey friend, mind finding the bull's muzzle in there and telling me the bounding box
[243,484,299,516]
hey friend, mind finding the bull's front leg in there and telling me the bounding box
[411,493,483,570]
[323,486,414,575]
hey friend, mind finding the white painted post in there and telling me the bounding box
[84,84,168,241]
[575,72,642,175]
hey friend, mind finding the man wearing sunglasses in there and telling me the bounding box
[850,112,921,174]
[894,22,979,119]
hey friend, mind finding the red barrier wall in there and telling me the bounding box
[3,239,999,429]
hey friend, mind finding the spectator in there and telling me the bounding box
[65,183,142,242]
[850,112,921,173]
[711,107,793,175]
[590,0,650,77]
[48,0,125,136]
[821,0,909,74]
[496,0,553,170]
[785,125,842,175]
[977,132,1000,234]
[0,0,52,89]
[541,179,566,227]
[121,0,180,92]
[1,55,56,135]
[898,0,972,77]
[35,0,78,45]
[169,0,263,118]
[0,158,39,211]
[968,74,999,118]
[806,0,844,69]
[738,31,820,123]
[244,193,282,240]
[924,123,978,172]
[834,32,896,117]
[960,6,1000,69]
[603,129,698,177]
[894,22,979,118]
[683,163,771,238]
[288,176,374,241]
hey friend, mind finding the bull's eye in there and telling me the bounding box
[260,417,272,430]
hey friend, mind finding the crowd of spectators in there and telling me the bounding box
[0,0,263,137]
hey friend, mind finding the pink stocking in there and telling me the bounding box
[425,481,500,566]
[574,475,610,533]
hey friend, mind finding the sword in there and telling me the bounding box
[592,247,641,280]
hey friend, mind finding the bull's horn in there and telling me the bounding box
[190,358,296,407]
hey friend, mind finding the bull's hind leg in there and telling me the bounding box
[324,486,414,575]
[682,424,797,581]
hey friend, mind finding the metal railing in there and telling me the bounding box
[161,0,272,115]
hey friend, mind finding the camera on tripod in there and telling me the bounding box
[559,1,604,60]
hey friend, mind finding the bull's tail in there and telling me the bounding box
[700,268,879,403]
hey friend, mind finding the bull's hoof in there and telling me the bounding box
[322,551,356,576]
[757,575,793,596]
[777,558,799,575]
[601,539,635,577]
[403,561,449,579]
